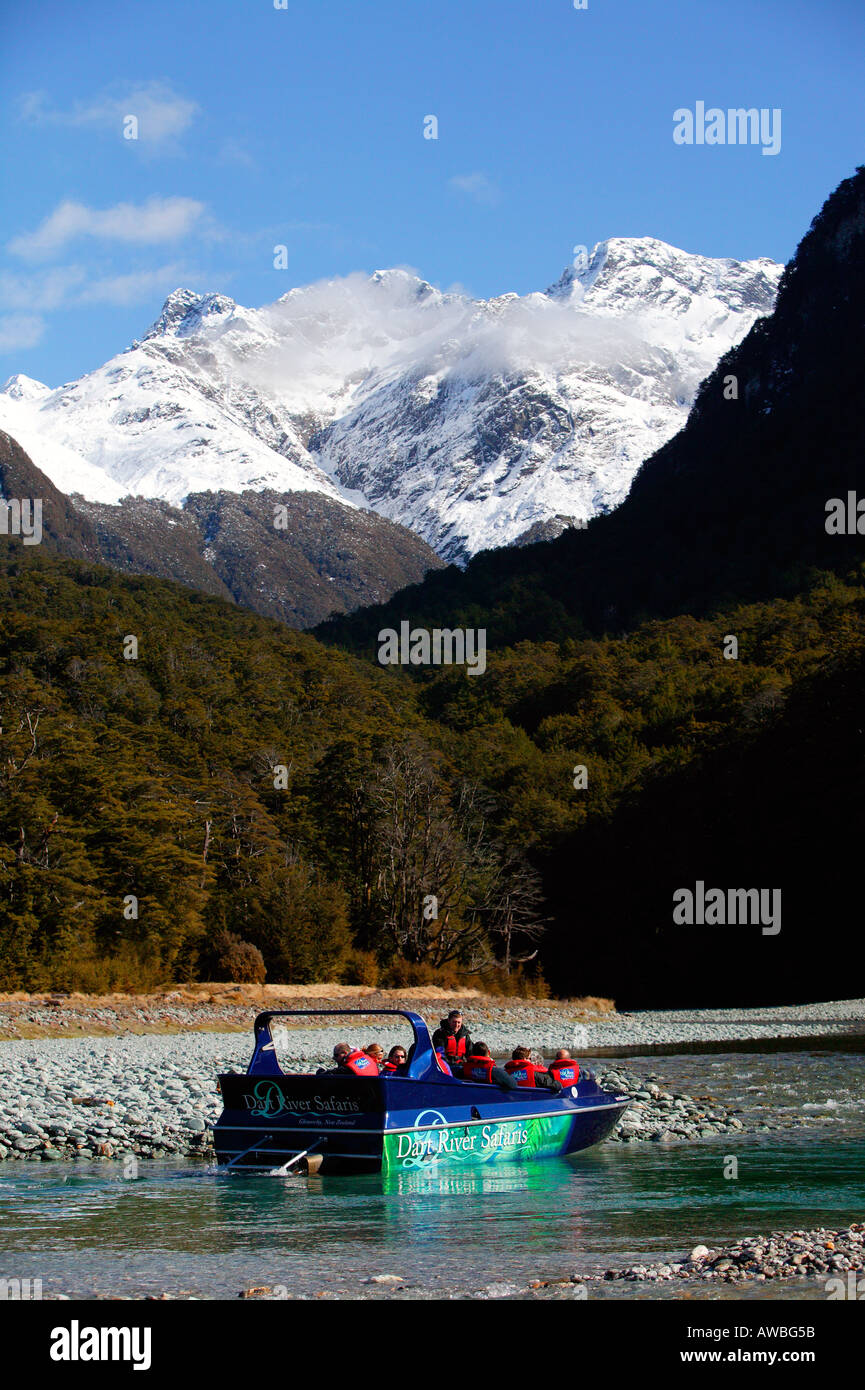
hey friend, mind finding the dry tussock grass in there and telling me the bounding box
[0,983,616,1014]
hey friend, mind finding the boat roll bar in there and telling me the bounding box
[249,1008,438,1079]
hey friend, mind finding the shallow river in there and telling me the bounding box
[1,1045,862,1299]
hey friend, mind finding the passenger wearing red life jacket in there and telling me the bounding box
[505,1046,562,1092]
[432,1009,472,1063]
[458,1043,519,1089]
[462,1053,495,1083]
[549,1050,579,1087]
[381,1045,408,1074]
[321,1042,380,1077]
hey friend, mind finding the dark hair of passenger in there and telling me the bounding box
[512,1046,532,1060]
[473,1042,490,1057]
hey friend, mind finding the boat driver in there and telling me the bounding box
[432,1008,473,1064]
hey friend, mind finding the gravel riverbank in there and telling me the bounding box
[0,1029,825,1163]
[590,1222,865,1289]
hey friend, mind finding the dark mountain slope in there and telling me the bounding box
[544,634,865,1008]
[76,487,445,627]
[1,431,445,627]
[1,539,862,1003]
[0,431,99,561]
[75,494,235,603]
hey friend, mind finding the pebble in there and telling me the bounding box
[595,1223,865,1285]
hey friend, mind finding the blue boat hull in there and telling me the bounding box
[213,1072,628,1174]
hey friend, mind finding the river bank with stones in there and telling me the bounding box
[585,1222,865,1292]
[0,1030,817,1164]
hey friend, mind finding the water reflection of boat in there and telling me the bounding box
[214,1010,629,1176]
[379,1158,571,1198]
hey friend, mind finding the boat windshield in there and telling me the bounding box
[248,1009,438,1079]
[270,1022,415,1076]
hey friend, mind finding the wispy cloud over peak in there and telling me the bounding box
[8,197,207,260]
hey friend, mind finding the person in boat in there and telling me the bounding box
[504,1046,563,1092]
[432,1009,473,1065]
[381,1045,407,1073]
[363,1043,385,1067]
[459,1042,519,1089]
[317,1042,380,1077]
[549,1050,580,1086]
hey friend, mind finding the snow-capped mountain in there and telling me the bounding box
[0,239,781,562]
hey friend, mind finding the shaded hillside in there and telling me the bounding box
[544,634,865,1008]
[77,487,445,627]
[1,430,445,626]
[316,166,865,655]
[0,431,98,561]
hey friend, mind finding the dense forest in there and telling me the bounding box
[2,541,862,1003]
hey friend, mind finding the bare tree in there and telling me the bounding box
[364,742,545,970]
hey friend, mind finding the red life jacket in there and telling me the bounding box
[381,1061,399,1074]
[549,1060,579,1086]
[504,1059,549,1088]
[443,1032,467,1060]
[342,1049,379,1077]
[461,1054,495,1083]
[435,1051,453,1076]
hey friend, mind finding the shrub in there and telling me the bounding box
[340,949,380,987]
[200,929,266,984]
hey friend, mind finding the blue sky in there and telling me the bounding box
[1,0,863,385]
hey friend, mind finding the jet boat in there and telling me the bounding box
[213,1009,629,1174]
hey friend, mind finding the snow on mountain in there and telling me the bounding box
[0,383,126,504]
[2,373,53,402]
[309,240,780,557]
[0,239,782,561]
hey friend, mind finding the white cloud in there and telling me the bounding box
[8,197,206,260]
[238,268,686,413]
[0,262,204,312]
[17,82,199,146]
[449,172,501,206]
[79,264,196,307]
[0,267,86,311]
[0,315,44,353]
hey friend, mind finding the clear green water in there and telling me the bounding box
[1,1047,862,1299]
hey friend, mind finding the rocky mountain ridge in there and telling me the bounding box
[0,238,781,562]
